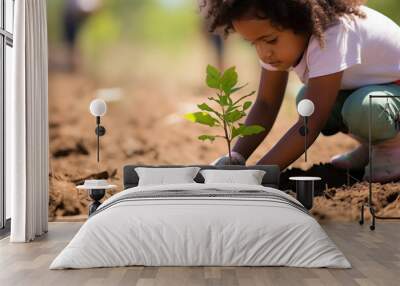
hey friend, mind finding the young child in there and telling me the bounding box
[203,0,400,183]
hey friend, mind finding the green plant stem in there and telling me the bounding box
[219,90,232,164]
[227,138,232,164]
[223,120,232,163]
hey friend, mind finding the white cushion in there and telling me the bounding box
[135,167,201,186]
[200,169,266,185]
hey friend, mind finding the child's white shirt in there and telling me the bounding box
[260,6,400,90]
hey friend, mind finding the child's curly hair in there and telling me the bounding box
[201,0,367,47]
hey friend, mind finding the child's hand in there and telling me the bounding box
[211,151,246,166]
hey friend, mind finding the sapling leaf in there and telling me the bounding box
[226,105,240,113]
[184,112,218,127]
[219,95,229,106]
[221,67,238,94]
[208,97,220,105]
[225,110,243,122]
[243,101,252,110]
[206,65,221,89]
[198,134,226,141]
[198,135,216,142]
[206,76,220,89]
[198,103,213,112]
[231,126,240,139]
[236,124,266,136]
[197,103,216,113]
[207,64,220,78]
[231,83,248,94]
[198,103,222,119]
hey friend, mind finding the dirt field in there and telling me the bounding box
[48,64,400,223]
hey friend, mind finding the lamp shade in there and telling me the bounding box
[89,99,107,117]
[297,99,315,117]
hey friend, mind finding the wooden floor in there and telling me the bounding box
[0,222,399,286]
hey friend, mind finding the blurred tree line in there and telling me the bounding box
[48,0,199,50]
[47,0,400,55]
[47,0,200,79]
[46,0,400,80]
[368,0,400,24]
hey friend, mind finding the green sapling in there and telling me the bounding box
[185,65,265,164]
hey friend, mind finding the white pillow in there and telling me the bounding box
[200,169,266,185]
[135,167,201,186]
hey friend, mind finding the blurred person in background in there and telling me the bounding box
[199,0,225,70]
[63,0,102,71]
[201,20,225,70]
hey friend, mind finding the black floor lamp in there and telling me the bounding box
[76,99,116,216]
[297,99,315,162]
[89,99,107,162]
[289,99,321,211]
[359,94,400,230]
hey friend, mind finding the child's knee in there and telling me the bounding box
[341,88,399,141]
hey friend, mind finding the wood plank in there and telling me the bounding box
[0,222,399,286]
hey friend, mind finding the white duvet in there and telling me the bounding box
[50,183,351,269]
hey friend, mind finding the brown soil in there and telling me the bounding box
[49,70,400,222]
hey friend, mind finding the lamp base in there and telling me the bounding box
[88,189,105,215]
[295,181,314,210]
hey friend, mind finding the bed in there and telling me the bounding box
[50,165,350,269]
